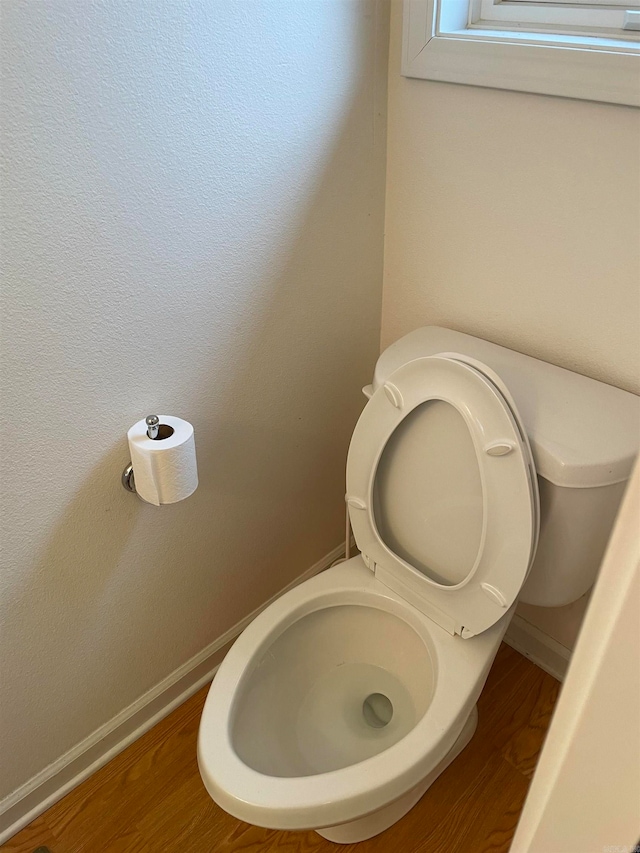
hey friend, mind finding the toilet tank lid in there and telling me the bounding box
[372,328,640,489]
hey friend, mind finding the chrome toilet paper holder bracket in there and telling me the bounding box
[122,415,159,494]
[121,463,137,494]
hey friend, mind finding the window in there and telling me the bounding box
[403,0,640,105]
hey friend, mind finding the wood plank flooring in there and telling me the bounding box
[2,644,560,853]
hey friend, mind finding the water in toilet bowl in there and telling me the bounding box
[295,661,417,774]
[230,604,435,778]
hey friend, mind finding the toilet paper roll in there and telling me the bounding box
[127,416,198,506]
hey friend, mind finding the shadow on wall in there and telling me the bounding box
[1,0,388,800]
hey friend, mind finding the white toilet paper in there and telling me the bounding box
[127,416,198,506]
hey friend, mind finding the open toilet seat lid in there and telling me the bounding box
[346,354,539,638]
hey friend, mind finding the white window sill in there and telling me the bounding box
[403,0,640,106]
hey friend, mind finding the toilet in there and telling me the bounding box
[198,327,639,843]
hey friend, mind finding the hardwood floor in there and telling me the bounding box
[2,644,560,853]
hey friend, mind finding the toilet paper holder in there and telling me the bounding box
[121,415,160,494]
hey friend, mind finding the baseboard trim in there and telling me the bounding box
[505,614,571,682]
[0,542,346,844]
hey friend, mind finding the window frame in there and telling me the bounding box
[402,0,640,106]
[472,0,640,41]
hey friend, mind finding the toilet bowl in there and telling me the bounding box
[198,557,511,841]
[198,328,639,843]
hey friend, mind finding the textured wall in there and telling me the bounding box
[382,1,639,648]
[0,0,389,800]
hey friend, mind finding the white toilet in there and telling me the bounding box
[198,327,639,844]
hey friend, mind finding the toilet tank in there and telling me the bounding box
[370,327,640,608]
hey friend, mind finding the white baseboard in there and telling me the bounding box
[505,614,571,682]
[0,542,346,844]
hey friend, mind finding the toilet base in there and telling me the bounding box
[316,705,479,844]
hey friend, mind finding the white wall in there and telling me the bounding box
[382,1,640,652]
[383,5,639,395]
[512,465,640,853]
[0,0,389,803]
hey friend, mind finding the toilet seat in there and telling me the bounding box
[346,355,539,638]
